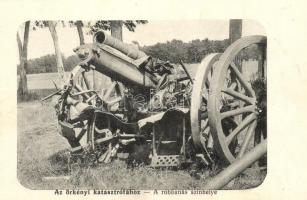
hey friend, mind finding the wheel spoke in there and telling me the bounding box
[202,118,209,128]
[230,62,255,97]
[202,92,208,101]
[76,125,88,141]
[237,120,257,158]
[82,71,91,90]
[204,126,210,135]
[86,94,98,103]
[221,105,255,119]
[201,118,210,134]
[222,88,255,104]
[228,101,240,108]
[75,83,90,99]
[226,113,257,145]
[71,90,94,97]
[229,82,237,90]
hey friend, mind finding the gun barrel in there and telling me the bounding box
[91,45,155,88]
[93,31,146,60]
[74,43,155,88]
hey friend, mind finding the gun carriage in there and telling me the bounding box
[48,31,267,171]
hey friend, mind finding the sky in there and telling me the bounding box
[21,20,265,59]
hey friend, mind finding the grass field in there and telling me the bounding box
[17,101,266,190]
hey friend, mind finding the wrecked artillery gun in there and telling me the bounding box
[45,31,267,171]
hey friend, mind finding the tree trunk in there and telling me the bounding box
[48,21,65,84]
[17,33,22,63]
[17,21,30,96]
[229,19,243,72]
[76,21,85,45]
[110,21,124,94]
[110,21,123,41]
[229,19,242,44]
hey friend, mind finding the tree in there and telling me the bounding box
[142,38,231,63]
[89,20,148,40]
[76,21,85,45]
[229,19,242,44]
[33,21,66,83]
[68,21,85,45]
[17,21,30,96]
[47,21,65,83]
[110,21,123,41]
[69,20,148,50]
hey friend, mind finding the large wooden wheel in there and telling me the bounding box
[190,53,221,156]
[62,65,123,149]
[69,65,98,106]
[69,65,124,113]
[58,66,98,150]
[208,35,267,164]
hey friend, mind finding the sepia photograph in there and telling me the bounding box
[17,19,267,191]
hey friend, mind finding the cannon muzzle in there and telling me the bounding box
[93,31,146,60]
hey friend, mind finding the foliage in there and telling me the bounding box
[32,21,49,29]
[141,38,230,63]
[142,38,260,63]
[251,75,267,133]
[17,54,79,74]
[88,20,148,34]
[33,20,148,34]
